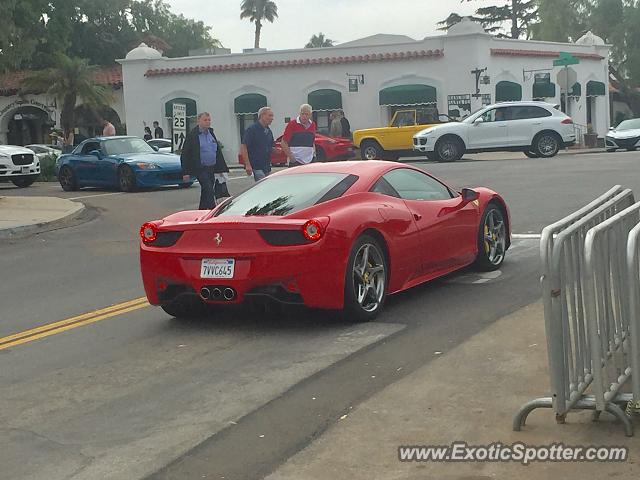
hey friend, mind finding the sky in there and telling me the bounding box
[164,0,507,52]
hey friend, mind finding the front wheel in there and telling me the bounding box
[12,177,37,188]
[474,204,507,271]
[435,137,464,162]
[343,235,387,322]
[58,166,78,191]
[360,140,383,160]
[118,165,137,192]
[533,132,561,158]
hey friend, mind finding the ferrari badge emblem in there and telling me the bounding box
[214,233,223,246]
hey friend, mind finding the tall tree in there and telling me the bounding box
[0,0,48,72]
[240,0,279,49]
[22,55,113,145]
[439,0,538,39]
[305,33,335,48]
[530,0,588,42]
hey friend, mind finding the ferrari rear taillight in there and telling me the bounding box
[140,222,158,243]
[302,219,323,242]
[561,118,573,124]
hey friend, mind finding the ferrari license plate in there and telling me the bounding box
[21,166,30,174]
[200,258,235,279]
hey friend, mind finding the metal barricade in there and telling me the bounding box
[627,222,640,411]
[514,187,636,436]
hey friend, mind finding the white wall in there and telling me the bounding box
[119,29,610,161]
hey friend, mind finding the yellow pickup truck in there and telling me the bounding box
[353,107,448,160]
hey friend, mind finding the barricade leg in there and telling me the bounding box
[512,397,553,431]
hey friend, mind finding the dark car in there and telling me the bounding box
[55,136,192,192]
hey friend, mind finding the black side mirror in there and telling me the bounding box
[152,146,159,152]
[461,188,479,202]
[89,149,103,159]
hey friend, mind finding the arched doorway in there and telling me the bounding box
[7,106,55,145]
[495,81,522,102]
[234,93,267,142]
[308,89,343,135]
[74,105,122,142]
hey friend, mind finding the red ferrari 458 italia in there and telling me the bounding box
[238,133,355,166]
[140,161,510,321]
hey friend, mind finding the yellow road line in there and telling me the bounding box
[0,297,150,351]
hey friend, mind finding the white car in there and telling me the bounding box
[0,145,41,187]
[146,138,172,153]
[606,118,640,152]
[25,144,62,161]
[413,101,576,162]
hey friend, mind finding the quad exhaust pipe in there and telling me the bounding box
[200,286,236,301]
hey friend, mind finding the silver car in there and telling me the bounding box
[606,118,640,152]
[0,145,41,187]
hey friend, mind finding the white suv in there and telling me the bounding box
[0,144,41,187]
[413,101,576,162]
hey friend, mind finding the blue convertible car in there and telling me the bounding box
[55,136,192,192]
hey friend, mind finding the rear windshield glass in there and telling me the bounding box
[215,173,358,217]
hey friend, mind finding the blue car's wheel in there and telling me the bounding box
[59,166,78,191]
[118,165,137,192]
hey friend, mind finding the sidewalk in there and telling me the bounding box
[267,301,640,480]
[0,196,84,239]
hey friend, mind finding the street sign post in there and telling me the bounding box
[172,103,187,153]
[554,53,580,115]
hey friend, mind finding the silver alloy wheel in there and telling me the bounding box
[537,134,559,156]
[119,166,136,191]
[363,145,379,160]
[483,209,506,266]
[438,140,457,161]
[352,243,385,312]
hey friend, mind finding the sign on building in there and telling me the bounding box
[172,103,187,153]
[348,78,359,92]
[447,94,471,120]
[481,94,491,106]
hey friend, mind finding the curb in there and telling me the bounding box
[0,200,86,240]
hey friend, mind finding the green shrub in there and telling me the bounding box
[39,153,59,182]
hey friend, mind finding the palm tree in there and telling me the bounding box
[22,54,112,146]
[305,33,335,48]
[240,0,278,49]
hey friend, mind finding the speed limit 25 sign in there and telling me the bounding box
[172,103,187,152]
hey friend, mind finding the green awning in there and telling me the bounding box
[164,98,197,117]
[495,81,522,102]
[234,93,268,114]
[587,80,605,96]
[533,82,556,99]
[569,82,581,97]
[379,84,437,106]
[307,89,342,111]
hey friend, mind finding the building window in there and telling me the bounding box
[495,81,522,102]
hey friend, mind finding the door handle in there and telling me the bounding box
[413,213,422,221]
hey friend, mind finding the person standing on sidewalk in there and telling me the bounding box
[180,112,229,210]
[281,104,316,167]
[241,107,275,182]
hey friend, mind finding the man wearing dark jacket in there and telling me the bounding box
[181,112,229,209]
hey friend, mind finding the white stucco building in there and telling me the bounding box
[110,18,608,162]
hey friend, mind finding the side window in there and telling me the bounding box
[527,106,552,119]
[391,110,416,127]
[417,107,439,124]
[481,107,509,123]
[81,142,100,155]
[370,177,400,197]
[508,106,529,120]
[382,168,453,201]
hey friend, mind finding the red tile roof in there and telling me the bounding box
[491,48,604,60]
[0,65,122,95]
[145,49,444,78]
